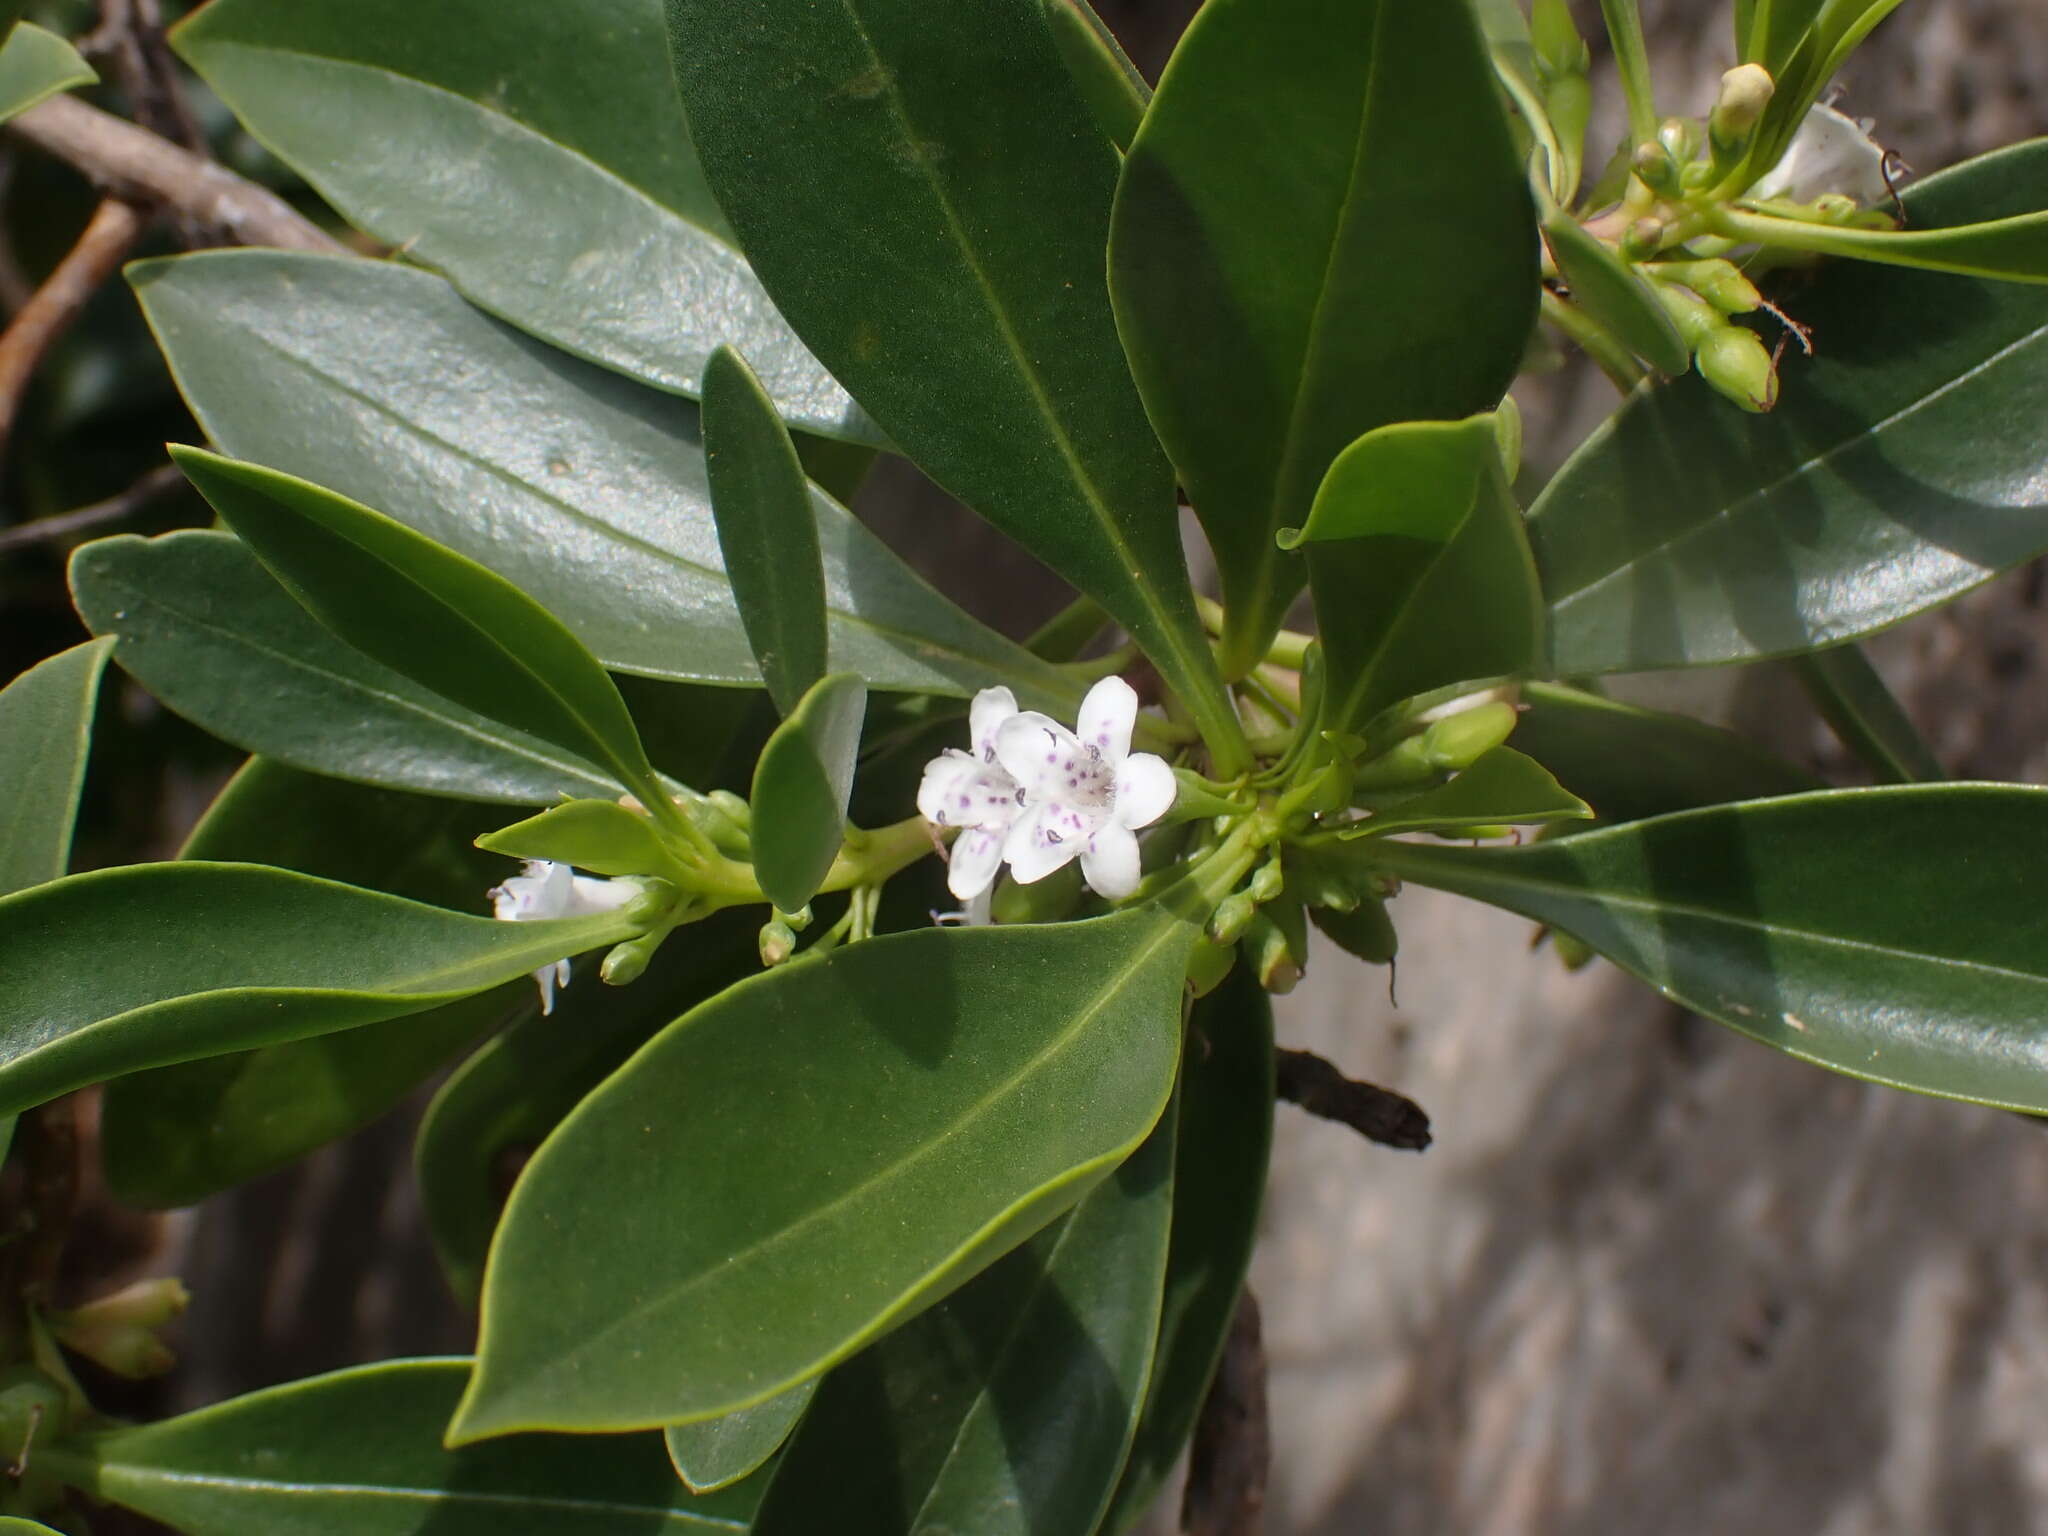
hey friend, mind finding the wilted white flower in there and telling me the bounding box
[1751,102,1890,207]
[489,859,638,1014]
[917,686,1027,902]
[994,676,1177,900]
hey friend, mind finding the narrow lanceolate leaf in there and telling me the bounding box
[1792,644,1944,784]
[749,673,867,913]
[45,1359,762,1535]
[100,760,514,1208]
[668,0,1241,770]
[0,23,95,122]
[1302,416,1544,736]
[1044,0,1149,152]
[131,253,1075,709]
[452,906,1197,1440]
[1102,963,1273,1534]
[1364,785,2048,1112]
[1512,682,1819,825]
[1721,204,2048,285]
[477,800,691,886]
[0,863,636,1118]
[665,1381,816,1495]
[170,0,872,442]
[0,638,111,896]
[702,347,829,716]
[1543,212,1689,376]
[1110,0,1537,674]
[173,448,671,814]
[751,1100,1176,1536]
[416,910,760,1305]
[1346,748,1592,839]
[1531,140,2048,674]
[72,532,619,805]
[0,1520,62,1534]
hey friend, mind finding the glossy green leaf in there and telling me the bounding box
[1280,413,1507,548]
[477,800,690,885]
[1307,422,1544,735]
[1722,203,2048,285]
[1531,141,2048,674]
[1102,963,1273,1534]
[0,638,111,897]
[72,531,620,805]
[664,1381,816,1495]
[131,252,1075,709]
[1045,0,1149,152]
[101,760,515,1208]
[416,909,760,1305]
[1543,212,1690,376]
[1791,644,1943,784]
[45,1359,761,1534]
[751,1096,1175,1536]
[749,673,867,914]
[452,905,1196,1439]
[1512,682,1820,824]
[0,863,636,1117]
[702,347,828,716]
[669,0,1241,771]
[1364,785,2048,1112]
[1345,748,1592,839]
[1110,0,1537,672]
[0,1520,60,1533]
[0,23,95,122]
[171,0,873,443]
[173,447,670,813]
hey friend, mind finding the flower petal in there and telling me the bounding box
[1080,822,1142,899]
[568,875,639,915]
[918,749,979,823]
[492,859,573,921]
[995,712,1091,801]
[969,686,1020,762]
[1753,103,1889,207]
[1076,675,1138,765]
[1003,802,1084,885]
[1113,752,1177,831]
[947,826,1007,900]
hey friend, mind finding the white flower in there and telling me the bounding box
[488,859,638,1014]
[1751,102,1890,207]
[994,675,1177,901]
[918,686,1027,902]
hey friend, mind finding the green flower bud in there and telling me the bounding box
[1709,64,1774,156]
[55,1277,189,1332]
[1209,891,1256,946]
[1248,858,1286,905]
[1652,257,1761,315]
[1696,324,1778,412]
[1657,116,1704,163]
[1243,909,1304,995]
[1620,217,1667,260]
[758,918,796,967]
[1350,733,1438,792]
[1282,847,1360,914]
[600,929,664,985]
[1549,927,1595,971]
[1422,699,1519,769]
[1185,936,1238,998]
[1651,280,1722,350]
[1310,894,1398,966]
[1631,141,1683,198]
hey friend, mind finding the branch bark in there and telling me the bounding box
[0,197,145,461]
[0,461,185,552]
[6,94,342,254]
[1274,1047,1432,1151]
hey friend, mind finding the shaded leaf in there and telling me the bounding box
[1791,643,1943,784]
[0,863,636,1117]
[1365,785,2048,1112]
[749,672,867,913]
[1530,141,2048,674]
[45,1358,760,1534]
[1344,747,1592,839]
[1109,0,1537,671]
[1543,211,1689,376]
[1045,0,1148,152]
[664,1381,816,1495]
[452,905,1196,1438]
[131,252,1074,708]
[0,23,94,122]
[0,638,111,897]
[477,800,691,885]
[171,0,872,441]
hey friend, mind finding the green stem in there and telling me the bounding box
[1540,291,1649,393]
[1597,0,1659,147]
[818,815,935,894]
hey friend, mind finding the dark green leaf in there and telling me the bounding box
[702,347,829,716]
[752,1095,1175,1536]
[171,0,873,442]
[749,673,867,913]
[664,1381,816,1495]
[0,23,94,121]
[1513,682,1820,824]
[477,800,691,885]
[1102,963,1273,1533]
[1720,204,2048,285]
[72,531,620,805]
[1045,0,1149,152]
[1306,420,1544,735]
[45,1358,761,1534]
[1344,748,1592,839]
[1279,413,1507,548]
[1791,644,1943,784]
[100,759,515,1207]
[0,1521,61,1534]
[1543,212,1689,376]
[451,905,1196,1439]
[416,909,760,1305]
[669,0,1240,769]
[173,447,670,813]
[0,638,111,896]
[132,252,1075,708]
[1531,141,2048,674]
[1364,785,2048,1111]
[1109,0,1537,672]
[0,863,636,1117]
